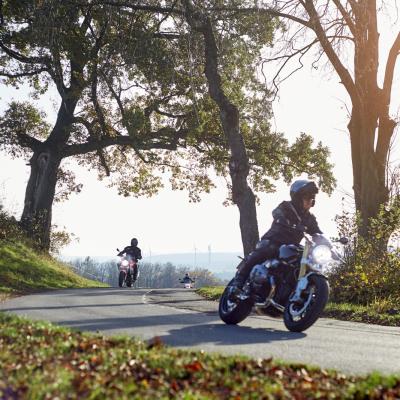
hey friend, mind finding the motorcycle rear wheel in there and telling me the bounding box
[219,280,253,325]
[283,274,329,332]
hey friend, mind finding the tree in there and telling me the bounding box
[236,1,400,244]
[0,0,335,254]
[0,0,222,249]
[180,0,335,254]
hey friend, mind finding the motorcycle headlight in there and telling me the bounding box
[121,260,129,267]
[312,245,332,264]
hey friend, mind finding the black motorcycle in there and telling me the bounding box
[219,234,348,332]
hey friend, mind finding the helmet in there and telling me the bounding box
[290,179,319,206]
[131,238,138,247]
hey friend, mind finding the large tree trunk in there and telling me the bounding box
[19,99,77,251]
[183,3,259,255]
[349,110,386,231]
[20,147,61,250]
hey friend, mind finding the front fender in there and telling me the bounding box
[291,272,327,303]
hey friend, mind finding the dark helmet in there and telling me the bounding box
[185,273,189,277]
[290,179,319,206]
[131,238,138,247]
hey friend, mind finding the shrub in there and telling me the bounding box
[328,205,400,306]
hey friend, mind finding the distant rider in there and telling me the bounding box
[181,273,195,284]
[230,179,322,295]
[118,238,142,281]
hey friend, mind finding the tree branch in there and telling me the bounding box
[63,128,188,157]
[382,31,400,108]
[0,67,49,78]
[302,0,359,107]
[0,42,50,65]
[209,6,312,28]
[332,0,357,38]
[16,133,43,151]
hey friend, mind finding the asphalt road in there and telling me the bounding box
[1,287,400,375]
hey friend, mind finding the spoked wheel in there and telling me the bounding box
[118,271,125,288]
[283,274,329,332]
[218,280,253,325]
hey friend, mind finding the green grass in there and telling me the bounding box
[2,312,400,399]
[0,240,107,296]
[197,287,400,326]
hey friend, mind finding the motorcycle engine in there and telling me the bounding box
[249,264,272,302]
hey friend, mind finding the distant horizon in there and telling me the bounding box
[60,250,242,261]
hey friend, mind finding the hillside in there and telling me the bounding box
[0,240,106,297]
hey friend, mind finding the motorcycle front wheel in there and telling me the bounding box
[219,280,253,325]
[118,271,125,287]
[283,274,329,332]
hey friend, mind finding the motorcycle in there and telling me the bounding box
[116,249,139,288]
[219,234,348,332]
[179,278,195,289]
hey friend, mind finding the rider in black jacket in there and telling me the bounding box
[231,179,322,293]
[118,238,142,280]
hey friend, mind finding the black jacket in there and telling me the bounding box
[261,201,322,245]
[118,246,142,260]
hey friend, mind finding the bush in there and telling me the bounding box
[0,203,25,243]
[328,206,400,306]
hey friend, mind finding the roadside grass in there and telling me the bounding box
[0,240,107,296]
[2,312,400,400]
[196,287,400,326]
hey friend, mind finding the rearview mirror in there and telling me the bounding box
[339,237,349,245]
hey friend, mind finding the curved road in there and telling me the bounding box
[1,287,400,375]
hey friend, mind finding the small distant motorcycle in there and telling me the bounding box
[219,234,348,332]
[179,277,195,289]
[117,250,138,288]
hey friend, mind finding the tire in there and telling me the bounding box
[118,271,125,287]
[283,274,329,332]
[218,280,253,325]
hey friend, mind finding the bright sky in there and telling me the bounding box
[1,7,399,258]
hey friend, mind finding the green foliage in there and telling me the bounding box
[0,203,24,243]
[0,101,50,159]
[196,286,225,301]
[328,204,400,306]
[49,224,78,255]
[0,239,105,295]
[3,312,400,399]
[0,0,335,206]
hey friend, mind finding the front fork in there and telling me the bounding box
[290,241,317,304]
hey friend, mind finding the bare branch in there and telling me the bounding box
[382,31,400,107]
[332,0,357,37]
[209,6,312,28]
[302,0,358,107]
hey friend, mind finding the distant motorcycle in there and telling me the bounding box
[117,250,138,288]
[219,234,348,332]
[180,277,195,289]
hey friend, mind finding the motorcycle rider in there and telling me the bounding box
[230,179,322,295]
[118,238,142,281]
[181,273,195,284]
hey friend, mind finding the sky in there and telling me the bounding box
[0,8,399,258]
